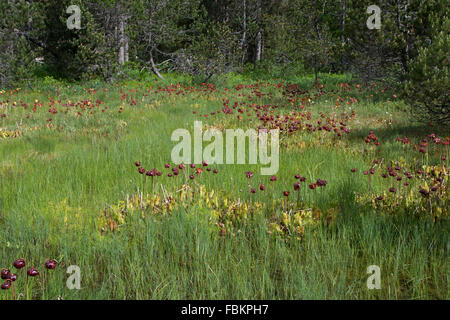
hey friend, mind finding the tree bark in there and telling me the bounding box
[149,50,164,80]
[118,15,128,65]
[341,0,346,72]
[255,0,262,63]
[397,0,410,74]
[241,0,247,65]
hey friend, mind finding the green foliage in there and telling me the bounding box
[261,12,305,76]
[175,22,243,81]
[0,0,45,87]
[38,0,113,80]
[1,0,448,89]
[404,18,449,127]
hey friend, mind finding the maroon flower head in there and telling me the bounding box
[135,161,141,167]
[294,183,301,191]
[270,176,277,182]
[1,269,10,280]
[1,281,11,290]
[245,171,254,179]
[13,259,26,269]
[283,191,290,197]
[146,168,157,177]
[27,267,39,277]
[45,260,57,270]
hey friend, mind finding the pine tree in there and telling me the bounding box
[404,16,449,127]
[38,0,110,80]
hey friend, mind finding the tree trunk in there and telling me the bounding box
[341,0,346,72]
[314,57,318,82]
[255,0,262,64]
[241,0,247,65]
[256,32,262,62]
[118,15,128,65]
[149,50,164,80]
[399,0,410,74]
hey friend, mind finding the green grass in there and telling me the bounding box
[0,74,448,299]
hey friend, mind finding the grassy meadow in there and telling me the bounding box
[0,74,448,299]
